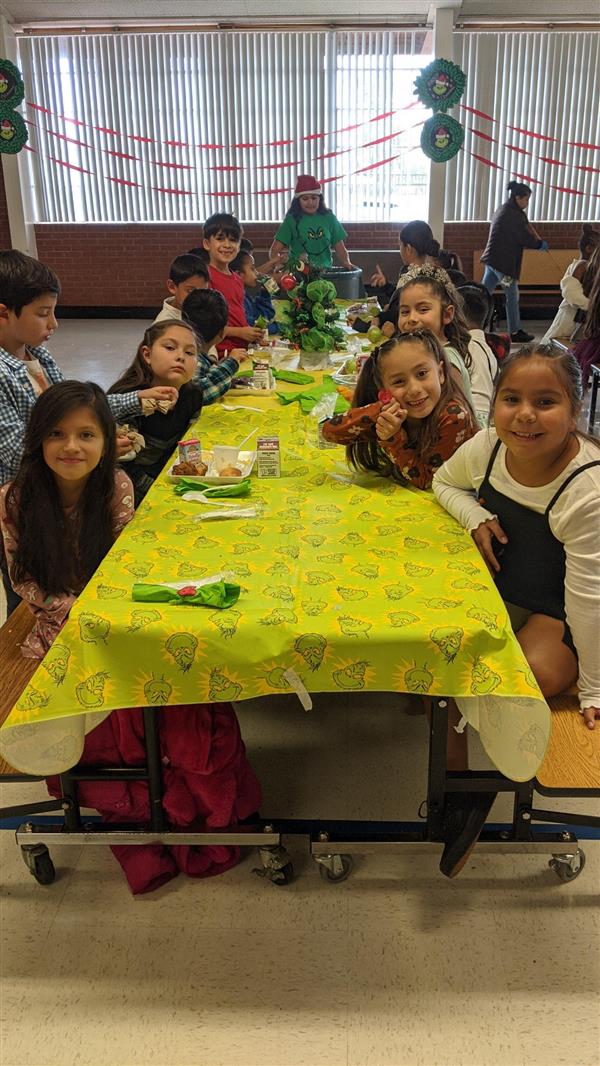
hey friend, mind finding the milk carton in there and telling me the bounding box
[256,436,281,478]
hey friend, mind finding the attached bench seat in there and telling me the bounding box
[536,690,600,792]
[0,603,38,775]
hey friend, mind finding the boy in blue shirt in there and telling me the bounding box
[231,249,280,335]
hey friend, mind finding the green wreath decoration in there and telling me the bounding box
[414,58,466,113]
[0,59,25,111]
[0,111,28,154]
[420,114,464,163]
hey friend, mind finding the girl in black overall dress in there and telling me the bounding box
[433,343,600,876]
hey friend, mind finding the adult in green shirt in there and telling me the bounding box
[270,174,356,270]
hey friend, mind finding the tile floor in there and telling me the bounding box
[1,319,599,1066]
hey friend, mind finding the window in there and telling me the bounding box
[446,31,600,222]
[19,30,432,224]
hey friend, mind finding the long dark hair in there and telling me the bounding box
[397,266,473,370]
[6,381,118,595]
[507,180,532,203]
[400,220,440,259]
[581,245,600,302]
[287,194,329,219]
[492,342,600,448]
[347,330,474,483]
[109,320,199,393]
[579,224,600,259]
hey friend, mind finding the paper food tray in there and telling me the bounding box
[167,449,257,485]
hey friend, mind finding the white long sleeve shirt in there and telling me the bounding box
[541,259,589,344]
[432,429,600,711]
[467,329,498,428]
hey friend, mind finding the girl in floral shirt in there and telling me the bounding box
[0,380,134,659]
[321,330,476,489]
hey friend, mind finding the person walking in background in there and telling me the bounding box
[481,181,549,344]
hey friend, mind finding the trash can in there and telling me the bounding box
[321,266,363,300]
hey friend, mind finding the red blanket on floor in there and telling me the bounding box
[47,703,261,894]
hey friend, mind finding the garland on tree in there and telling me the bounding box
[278,262,347,352]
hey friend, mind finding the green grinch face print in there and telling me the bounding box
[260,608,298,626]
[302,600,328,616]
[127,609,162,632]
[404,563,434,578]
[470,656,502,695]
[467,606,499,632]
[352,565,379,580]
[384,583,414,601]
[448,562,480,576]
[430,626,464,663]
[265,585,295,602]
[40,643,71,685]
[209,609,242,639]
[18,687,50,711]
[294,633,327,672]
[302,535,326,548]
[264,666,291,690]
[96,583,127,599]
[336,587,368,601]
[306,571,333,586]
[266,562,290,578]
[404,663,434,694]
[451,579,488,592]
[302,224,329,257]
[124,563,153,579]
[75,671,109,708]
[338,616,372,639]
[422,598,463,610]
[332,660,370,690]
[209,667,242,702]
[165,632,198,672]
[517,725,546,758]
[388,612,419,628]
[79,612,111,645]
[144,675,173,706]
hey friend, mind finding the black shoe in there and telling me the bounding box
[511,329,534,343]
[439,792,497,878]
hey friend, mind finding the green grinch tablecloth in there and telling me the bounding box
[0,385,551,780]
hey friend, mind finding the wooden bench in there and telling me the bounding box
[0,603,39,775]
[536,690,600,792]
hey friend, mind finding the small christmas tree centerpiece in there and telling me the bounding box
[278,262,347,354]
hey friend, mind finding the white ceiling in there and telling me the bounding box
[1,0,598,25]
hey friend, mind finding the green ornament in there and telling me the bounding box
[420,114,464,163]
[414,58,466,113]
[0,111,27,154]
[0,59,25,111]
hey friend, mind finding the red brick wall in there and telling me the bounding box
[33,218,588,308]
[0,167,12,249]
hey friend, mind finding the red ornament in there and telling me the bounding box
[280,273,297,291]
[378,389,393,404]
[177,585,197,597]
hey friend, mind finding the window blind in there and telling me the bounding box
[18,30,431,224]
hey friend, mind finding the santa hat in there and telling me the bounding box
[294,174,322,197]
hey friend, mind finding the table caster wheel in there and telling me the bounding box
[314,853,353,883]
[549,849,585,883]
[253,844,294,886]
[21,843,56,885]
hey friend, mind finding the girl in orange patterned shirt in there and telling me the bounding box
[321,330,476,489]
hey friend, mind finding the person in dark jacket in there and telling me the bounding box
[481,181,549,343]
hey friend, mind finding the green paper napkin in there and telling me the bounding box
[132,580,241,609]
[173,478,252,498]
